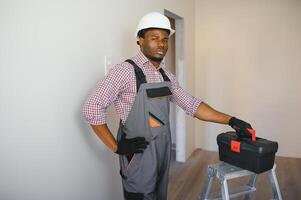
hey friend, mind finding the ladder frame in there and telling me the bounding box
[198,162,282,200]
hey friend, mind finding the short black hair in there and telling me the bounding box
[137,28,170,38]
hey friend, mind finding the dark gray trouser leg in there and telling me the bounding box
[155,135,171,200]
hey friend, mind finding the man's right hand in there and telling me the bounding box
[228,117,253,138]
[115,134,149,155]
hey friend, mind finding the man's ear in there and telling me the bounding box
[138,37,144,47]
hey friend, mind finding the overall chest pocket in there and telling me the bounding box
[146,86,171,138]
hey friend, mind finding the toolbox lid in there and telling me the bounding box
[217,132,278,155]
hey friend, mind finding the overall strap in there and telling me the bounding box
[125,59,146,92]
[159,68,171,82]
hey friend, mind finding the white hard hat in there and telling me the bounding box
[135,12,175,38]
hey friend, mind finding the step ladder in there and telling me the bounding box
[198,162,282,200]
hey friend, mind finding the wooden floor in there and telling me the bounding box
[168,149,301,200]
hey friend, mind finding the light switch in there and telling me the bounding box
[104,55,112,75]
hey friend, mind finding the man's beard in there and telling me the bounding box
[149,55,164,62]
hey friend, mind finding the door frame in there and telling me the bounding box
[164,9,186,162]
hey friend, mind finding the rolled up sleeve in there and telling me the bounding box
[82,64,128,125]
[166,70,202,117]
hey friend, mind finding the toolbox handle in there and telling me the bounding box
[247,128,256,142]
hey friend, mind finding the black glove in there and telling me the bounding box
[115,134,149,155]
[229,117,253,138]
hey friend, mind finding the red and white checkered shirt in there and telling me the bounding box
[83,51,202,125]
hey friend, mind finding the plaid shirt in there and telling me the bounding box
[83,51,202,125]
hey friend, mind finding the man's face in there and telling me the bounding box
[139,29,169,64]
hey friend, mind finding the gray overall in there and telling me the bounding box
[117,59,172,200]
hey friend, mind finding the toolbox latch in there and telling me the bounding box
[231,140,241,153]
[247,128,256,142]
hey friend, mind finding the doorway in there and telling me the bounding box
[164,10,186,162]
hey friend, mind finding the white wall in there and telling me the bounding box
[0,0,196,199]
[195,0,301,158]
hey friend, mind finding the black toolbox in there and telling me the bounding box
[217,131,278,173]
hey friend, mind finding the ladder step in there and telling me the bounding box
[206,185,256,200]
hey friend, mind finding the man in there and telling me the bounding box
[83,12,252,200]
